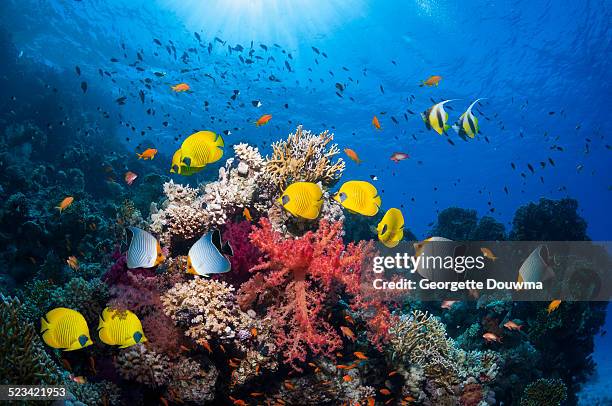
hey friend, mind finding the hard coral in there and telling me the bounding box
[263,125,345,191]
[520,378,567,406]
[510,198,588,241]
[0,295,61,385]
[114,343,172,387]
[162,278,253,346]
[238,218,387,369]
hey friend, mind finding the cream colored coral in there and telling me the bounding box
[161,278,253,346]
[263,125,345,191]
[167,357,218,403]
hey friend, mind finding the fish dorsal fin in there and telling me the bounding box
[466,98,486,114]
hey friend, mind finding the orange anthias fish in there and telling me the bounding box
[440,300,459,310]
[483,332,502,343]
[124,171,138,186]
[255,114,272,126]
[390,152,409,162]
[344,148,362,164]
[171,83,190,92]
[243,208,253,222]
[284,380,295,390]
[372,115,381,130]
[481,247,498,261]
[420,75,442,87]
[229,397,247,406]
[56,196,74,212]
[66,256,79,271]
[547,299,562,314]
[503,320,523,331]
[379,388,391,396]
[340,326,356,341]
[343,375,353,382]
[200,339,213,353]
[159,396,169,406]
[353,351,368,360]
[137,148,157,160]
[69,375,86,384]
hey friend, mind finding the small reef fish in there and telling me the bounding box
[377,208,404,248]
[170,149,204,176]
[41,307,93,351]
[187,229,233,276]
[136,148,157,160]
[453,98,486,139]
[372,115,381,130]
[98,308,147,348]
[547,299,562,314]
[124,171,137,185]
[379,388,392,396]
[480,247,497,261]
[517,245,554,285]
[440,300,459,310]
[503,320,523,331]
[334,180,381,217]
[340,326,356,341]
[255,114,272,126]
[390,152,409,162]
[243,207,253,221]
[420,75,442,87]
[354,351,368,360]
[278,181,323,220]
[126,227,165,269]
[343,375,353,382]
[171,83,190,92]
[56,196,74,212]
[483,332,502,343]
[66,255,79,270]
[421,100,457,134]
[69,375,87,384]
[344,148,362,164]
[178,130,224,169]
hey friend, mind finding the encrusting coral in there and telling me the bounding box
[263,125,345,191]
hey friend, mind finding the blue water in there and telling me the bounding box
[2,0,610,400]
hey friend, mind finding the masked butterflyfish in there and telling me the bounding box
[517,245,555,285]
[179,130,224,169]
[170,149,205,175]
[98,307,147,348]
[333,180,381,216]
[126,227,165,269]
[413,237,467,282]
[421,100,458,134]
[377,208,404,248]
[187,229,233,276]
[277,182,324,220]
[41,308,93,351]
[453,98,486,139]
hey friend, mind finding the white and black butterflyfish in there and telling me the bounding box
[186,229,233,276]
[126,227,165,269]
[421,99,459,134]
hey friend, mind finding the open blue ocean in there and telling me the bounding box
[0,1,610,405]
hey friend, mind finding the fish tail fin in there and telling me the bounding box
[56,206,63,212]
[136,153,143,159]
[444,124,451,132]
[419,82,424,87]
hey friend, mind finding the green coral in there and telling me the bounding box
[67,380,121,405]
[520,378,567,406]
[50,277,109,327]
[0,295,61,385]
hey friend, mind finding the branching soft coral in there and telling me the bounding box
[237,218,389,369]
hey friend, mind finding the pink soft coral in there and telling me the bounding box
[238,218,390,369]
[220,221,262,286]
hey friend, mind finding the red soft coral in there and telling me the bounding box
[220,221,262,286]
[238,218,390,369]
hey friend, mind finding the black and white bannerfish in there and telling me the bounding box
[421,99,459,134]
[517,245,555,284]
[126,227,165,269]
[186,229,233,276]
[453,98,486,139]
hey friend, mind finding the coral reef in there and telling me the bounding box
[0,295,61,385]
[520,378,567,406]
[510,198,588,241]
[262,125,345,191]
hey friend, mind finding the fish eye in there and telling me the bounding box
[281,195,290,205]
[78,335,88,347]
[182,156,192,167]
[133,331,143,343]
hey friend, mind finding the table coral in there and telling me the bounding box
[237,218,387,369]
[263,125,345,191]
